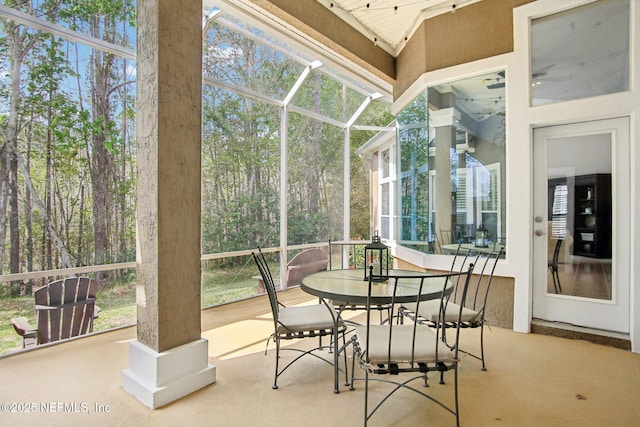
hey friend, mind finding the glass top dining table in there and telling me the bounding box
[300,268,449,305]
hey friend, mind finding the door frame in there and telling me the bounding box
[532,118,630,333]
[511,0,639,353]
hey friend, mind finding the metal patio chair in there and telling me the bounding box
[401,248,503,371]
[252,248,348,390]
[349,265,474,426]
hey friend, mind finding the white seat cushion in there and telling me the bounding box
[277,304,337,334]
[403,300,479,323]
[354,324,452,365]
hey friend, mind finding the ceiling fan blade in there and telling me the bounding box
[487,82,505,89]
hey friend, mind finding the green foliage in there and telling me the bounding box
[59,0,137,31]
[0,4,393,332]
[202,187,280,253]
[287,202,333,245]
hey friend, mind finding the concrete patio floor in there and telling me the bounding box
[1,287,639,427]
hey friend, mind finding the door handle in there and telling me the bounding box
[534,229,545,237]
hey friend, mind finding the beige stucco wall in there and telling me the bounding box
[395,0,534,98]
[253,1,534,100]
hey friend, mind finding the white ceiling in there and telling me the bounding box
[315,0,480,56]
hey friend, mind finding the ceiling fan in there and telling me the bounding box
[532,64,555,79]
[487,71,506,89]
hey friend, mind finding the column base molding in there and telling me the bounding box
[122,338,216,409]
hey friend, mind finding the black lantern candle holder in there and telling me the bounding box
[475,224,489,248]
[364,231,389,281]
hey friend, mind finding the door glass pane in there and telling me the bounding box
[531,0,630,106]
[547,133,612,300]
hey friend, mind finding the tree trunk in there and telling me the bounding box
[11,147,74,268]
[89,117,111,269]
[77,185,85,267]
[308,74,322,213]
[2,17,26,292]
[45,87,53,270]
[88,20,115,273]
[25,117,34,294]
[0,144,9,277]
[118,53,128,268]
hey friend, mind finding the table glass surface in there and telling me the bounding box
[300,269,450,305]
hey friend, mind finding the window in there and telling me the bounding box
[476,163,501,241]
[379,144,396,240]
[396,71,506,254]
[531,0,630,106]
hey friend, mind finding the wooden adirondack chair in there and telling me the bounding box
[11,277,99,348]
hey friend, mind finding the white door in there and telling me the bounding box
[532,118,630,333]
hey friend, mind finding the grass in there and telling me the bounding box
[0,263,262,356]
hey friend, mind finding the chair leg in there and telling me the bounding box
[23,332,36,348]
[323,334,333,354]
[273,338,280,389]
[550,266,562,294]
[438,362,446,385]
[554,268,562,293]
[364,369,370,426]
[342,332,350,387]
[349,337,357,391]
[454,364,460,427]
[480,323,487,371]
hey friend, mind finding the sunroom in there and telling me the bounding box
[1,0,639,416]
